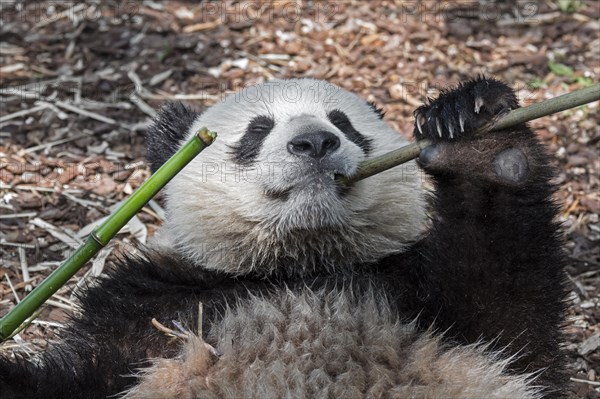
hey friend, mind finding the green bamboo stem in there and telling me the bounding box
[1,85,597,341]
[0,128,217,341]
[340,83,600,185]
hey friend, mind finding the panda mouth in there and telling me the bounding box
[264,172,352,201]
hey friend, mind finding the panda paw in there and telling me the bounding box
[413,78,535,184]
[413,77,519,142]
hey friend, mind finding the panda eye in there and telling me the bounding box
[327,109,373,155]
[327,110,352,131]
[247,115,275,135]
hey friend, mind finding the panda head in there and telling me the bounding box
[149,79,427,276]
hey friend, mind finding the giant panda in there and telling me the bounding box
[0,77,567,399]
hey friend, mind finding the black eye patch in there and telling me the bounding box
[230,115,275,165]
[327,110,372,155]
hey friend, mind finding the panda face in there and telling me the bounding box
[184,80,398,227]
[160,79,426,275]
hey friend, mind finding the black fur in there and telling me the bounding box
[145,102,200,172]
[0,77,567,398]
[229,115,276,165]
[327,109,373,155]
[397,77,567,395]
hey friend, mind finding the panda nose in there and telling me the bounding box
[287,131,341,159]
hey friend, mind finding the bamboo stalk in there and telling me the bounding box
[0,85,597,341]
[339,83,600,185]
[0,128,217,341]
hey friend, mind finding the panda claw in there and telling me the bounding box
[474,97,484,114]
[415,112,425,136]
[413,78,519,143]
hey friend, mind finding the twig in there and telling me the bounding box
[30,218,82,249]
[62,192,104,209]
[0,242,36,249]
[340,83,600,185]
[54,101,117,125]
[143,90,220,102]
[127,70,157,117]
[151,316,222,357]
[182,20,223,33]
[35,100,69,119]
[570,378,600,387]
[28,263,58,272]
[52,294,77,308]
[5,275,20,304]
[0,63,25,74]
[18,247,31,292]
[147,200,166,221]
[25,132,92,153]
[45,299,74,312]
[0,212,37,219]
[149,70,173,86]
[130,94,157,118]
[0,104,49,123]
[29,320,65,329]
[127,70,145,94]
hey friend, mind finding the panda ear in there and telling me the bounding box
[145,102,201,172]
[367,101,385,119]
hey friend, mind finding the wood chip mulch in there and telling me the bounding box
[0,1,598,397]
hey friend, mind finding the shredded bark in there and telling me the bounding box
[0,2,598,397]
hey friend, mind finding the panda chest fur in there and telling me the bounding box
[123,286,538,399]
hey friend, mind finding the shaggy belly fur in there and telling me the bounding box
[123,289,539,399]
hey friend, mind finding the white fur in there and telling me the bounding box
[156,79,427,276]
[123,289,541,399]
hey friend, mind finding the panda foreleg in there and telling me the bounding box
[393,77,567,394]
